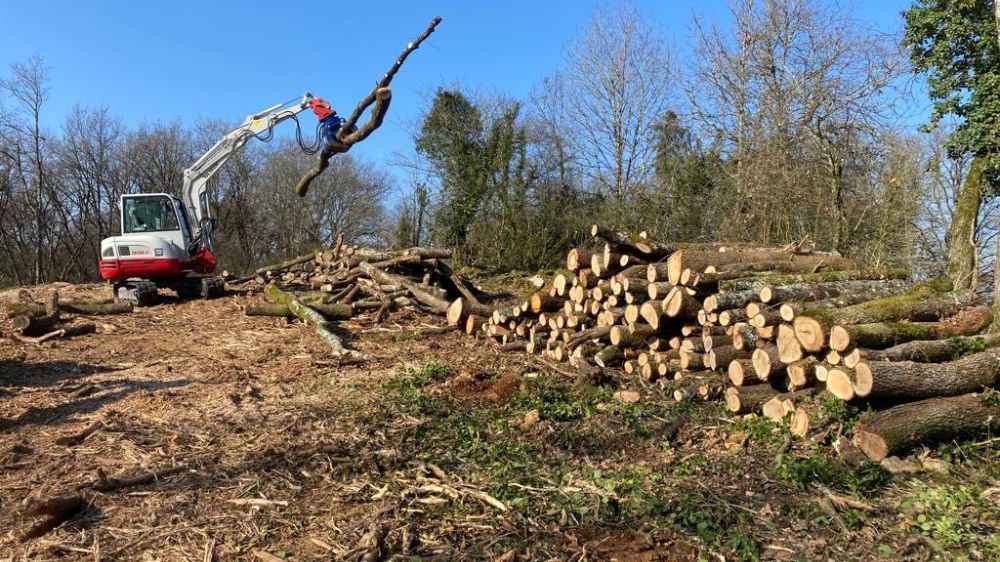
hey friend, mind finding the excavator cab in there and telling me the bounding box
[99,193,219,305]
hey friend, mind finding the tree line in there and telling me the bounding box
[0,58,389,287]
[1,0,999,295]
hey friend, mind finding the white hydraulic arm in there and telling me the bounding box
[181,92,316,253]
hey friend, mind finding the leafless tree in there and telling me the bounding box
[685,0,906,254]
[560,4,671,217]
[0,56,54,283]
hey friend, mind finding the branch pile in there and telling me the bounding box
[233,241,479,360]
[456,223,1000,462]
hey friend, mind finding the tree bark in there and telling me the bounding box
[853,393,1000,460]
[947,157,984,291]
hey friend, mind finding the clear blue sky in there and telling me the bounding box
[0,0,916,190]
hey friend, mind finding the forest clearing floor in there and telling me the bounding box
[1,281,999,561]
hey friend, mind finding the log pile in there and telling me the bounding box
[455,224,1000,462]
[233,242,480,360]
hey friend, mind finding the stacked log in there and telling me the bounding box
[462,223,1000,460]
[234,245,479,359]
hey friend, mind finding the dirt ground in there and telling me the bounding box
[1,282,999,561]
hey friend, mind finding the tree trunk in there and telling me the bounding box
[853,393,1000,460]
[725,384,781,414]
[667,249,856,285]
[851,348,1000,401]
[447,297,492,326]
[827,306,992,351]
[718,268,908,293]
[862,333,1000,363]
[759,279,911,305]
[246,302,353,320]
[6,300,132,317]
[947,157,983,292]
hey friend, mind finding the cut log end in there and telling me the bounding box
[777,324,804,363]
[826,368,855,400]
[853,362,873,397]
[829,325,851,352]
[792,316,825,352]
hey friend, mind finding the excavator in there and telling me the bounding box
[99,16,442,306]
[98,93,340,305]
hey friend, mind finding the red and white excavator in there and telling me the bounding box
[99,93,335,305]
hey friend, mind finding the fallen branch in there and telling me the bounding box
[265,284,366,361]
[54,419,104,446]
[294,16,442,197]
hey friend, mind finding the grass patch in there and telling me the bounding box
[776,450,890,495]
[898,482,1000,559]
[667,489,762,561]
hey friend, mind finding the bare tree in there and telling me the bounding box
[0,56,53,283]
[561,4,671,218]
[685,0,906,254]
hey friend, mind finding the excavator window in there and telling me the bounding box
[123,195,180,234]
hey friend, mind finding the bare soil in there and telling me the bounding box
[1,282,998,561]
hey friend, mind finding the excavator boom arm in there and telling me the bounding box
[181,92,316,253]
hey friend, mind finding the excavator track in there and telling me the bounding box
[115,280,158,307]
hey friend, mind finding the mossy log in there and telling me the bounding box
[12,314,59,336]
[793,282,974,351]
[718,269,909,293]
[778,283,919,322]
[265,285,365,360]
[851,348,1000,401]
[666,249,857,286]
[853,393,1000,460]
[759,279,912,305]
[863,333,1000,363]
[828,307,992,351]
[797,280,971,327]
[245,302,354,320]
[7,301,132,317]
